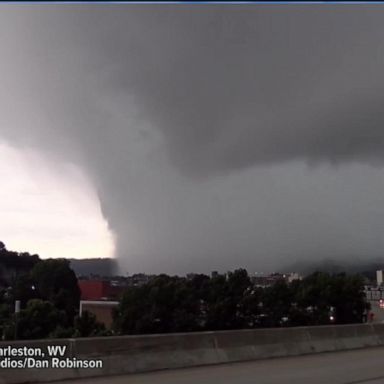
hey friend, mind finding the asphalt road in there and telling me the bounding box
[53,346,384,384]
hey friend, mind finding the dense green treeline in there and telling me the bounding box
[113,269,370,335]
[0,241,371,340]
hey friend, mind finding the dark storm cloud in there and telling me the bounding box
[5,6,384,172]
[2,5,384,273]
[87,6,384,175]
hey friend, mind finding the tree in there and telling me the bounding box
[0,241,40,287]
[15,299,65,340]
[328,273,367,324]
[114,274,203,334]
[30,259,80,325]
[291,272,367,326]
[13,274,38,307]
[261,280,294,327]
[113,269,370,335]
[239,286,263,327]
[73,311,107,337]
[202,269,252,330]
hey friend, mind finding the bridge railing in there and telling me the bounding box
[1,323,384,384]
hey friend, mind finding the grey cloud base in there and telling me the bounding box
[1,5,384,273]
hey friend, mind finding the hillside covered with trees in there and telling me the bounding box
[0,242,104,339]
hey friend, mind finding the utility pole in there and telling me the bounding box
[14,300,20,340]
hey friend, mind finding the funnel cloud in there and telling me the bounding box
[1,5,384,273]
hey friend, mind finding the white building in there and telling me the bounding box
[377,270,384,286]
[287,272,302,283]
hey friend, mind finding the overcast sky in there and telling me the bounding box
[2,5,384,274]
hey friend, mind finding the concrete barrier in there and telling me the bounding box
[1,324,384,383]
